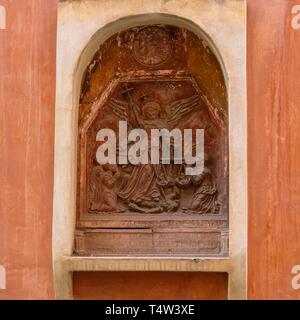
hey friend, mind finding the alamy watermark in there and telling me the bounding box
[291,265,300,290]
[0,5,6,30]
[95,121,204,176]
[0,265,6,290]
[292,4,300,30]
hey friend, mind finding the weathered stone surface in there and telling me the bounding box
[75,25,228,257]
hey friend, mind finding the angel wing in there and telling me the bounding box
[166,95,201,128]
[110,97,143,128]
[109,98,129,121]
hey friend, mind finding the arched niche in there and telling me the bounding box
[75,23,228,257]
[53,1,246,300]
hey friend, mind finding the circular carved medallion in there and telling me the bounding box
[133,27,172,67]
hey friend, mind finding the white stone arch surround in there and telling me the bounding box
[53,0,247,299]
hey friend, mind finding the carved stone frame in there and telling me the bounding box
[53,0,247,299]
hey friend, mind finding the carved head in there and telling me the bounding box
[142,101,161,120]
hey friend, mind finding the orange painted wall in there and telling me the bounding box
[0,0,57,299]
[1,0,300,299]
[248,0,300,299]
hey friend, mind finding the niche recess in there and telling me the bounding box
[74,25,229,257]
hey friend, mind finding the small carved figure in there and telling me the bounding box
[185,167,220,214]
[89,163,124,213]
[176,154,220,214]
[177,156,220,214]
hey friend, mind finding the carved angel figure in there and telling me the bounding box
[110,89,201,130]
[108,87,202,214]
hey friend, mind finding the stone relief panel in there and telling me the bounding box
[75,25,228,257]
